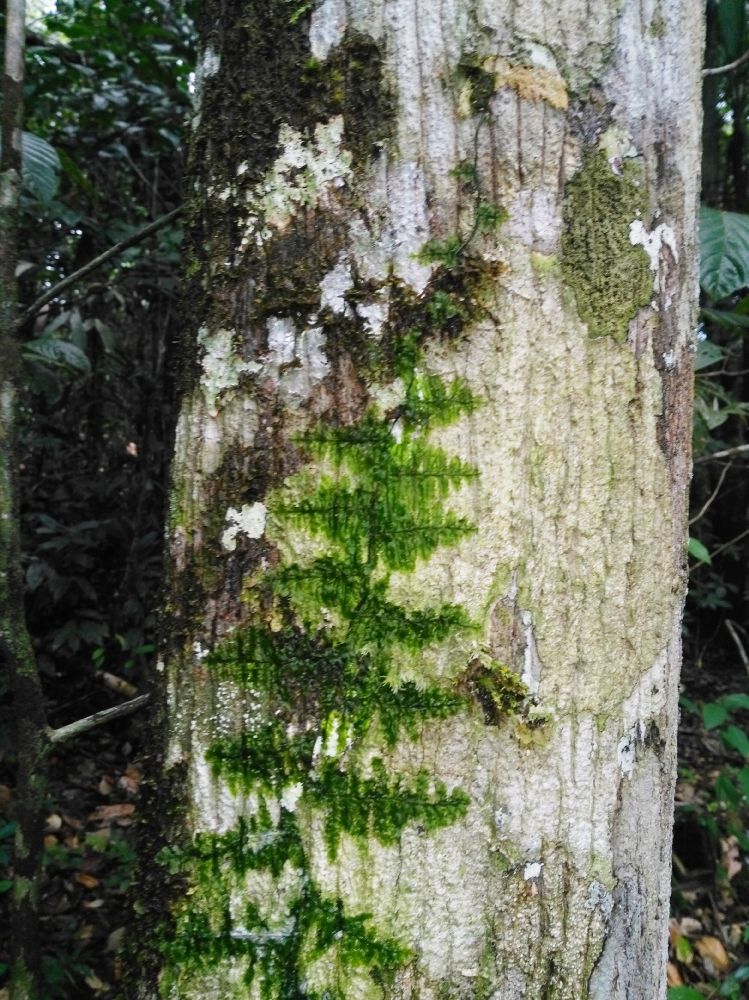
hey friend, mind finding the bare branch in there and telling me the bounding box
[703,48,749,77]
[725,619,749,674]
[48,693,150,745]
[689,461,732,525]
[21,207,181,325]
[694,443,749,464]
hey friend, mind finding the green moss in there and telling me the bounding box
[456,58,497,115]
[159,327,492,993]
[459,655,529,726]
[530,252,559,275]
[648,14,666,37]
[301,31,396,171]
[560,150,652,341]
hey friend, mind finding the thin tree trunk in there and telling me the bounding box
[144,2,703,997]
[0,3,50,998]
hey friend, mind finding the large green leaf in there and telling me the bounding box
[22,336,90,373]
[700,204,749,300]
[21,131,61,203]
[0,131,61,203]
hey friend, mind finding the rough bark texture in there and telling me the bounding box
[145,1,703,997]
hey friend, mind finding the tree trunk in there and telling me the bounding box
[1,3,51,997]
[143,2,703,997]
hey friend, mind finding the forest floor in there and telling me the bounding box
[669,652,749,998]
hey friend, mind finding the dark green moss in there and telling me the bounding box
[181,16,395,391]
[560,149,652,340]
[301,31,396,171]
[459,657,529,726]
[456,58,497,115]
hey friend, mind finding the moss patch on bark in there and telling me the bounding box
[560,150,652,341]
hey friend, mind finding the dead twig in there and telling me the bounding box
[48,694,150,745]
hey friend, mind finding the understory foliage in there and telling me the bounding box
[15,0,194,693]
[1,0,195,993]
[670,1,749,997]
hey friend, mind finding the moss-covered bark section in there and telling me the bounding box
[157,319,531,997]
[181,5,396,390]
[560,150,653,340]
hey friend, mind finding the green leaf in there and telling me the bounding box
[0,880,12,894]
[715,771,741,806]
[718,0,746,61]
[20,131,61,203]
[694,338,725,370]
[721,693,749,711]
[721,724,749,757]
[701,306,749,330]
[700,205,749,300]
[688,537,712,565]
[668,988,705,1000]
[702,701,728,729]
[737,765,749,799]
[22,337,91,374]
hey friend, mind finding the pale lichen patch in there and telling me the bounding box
[220,503,268,552]
[239,116,353,252]
[319,255,354,314]
[196,326,260,417]
[629,219,678,297]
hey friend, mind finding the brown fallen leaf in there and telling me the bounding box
[106,926,125,953]
[88,802,135,824]
[667,961,684,986]
[98,670,138,699]
[62,813,83,831]
[695,935,731,972]
[43,834,59,849]
[98,776,114,796]
[84,972,109,992]
[678,917,703,936]
[118,765,141,795]
[0,784,11,808]
[45,813,62,832]
[74,872,100,889]
[721,836,742,880]
[83,898,105,909]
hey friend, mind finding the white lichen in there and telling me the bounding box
[319,257,354,314]
[265,317,331,408]
[309,0,347,60]
[221,503,268,552]
[280,783,304,813]
[197,326,260,417]
[629,219,678,297]
[524,861,543,880]
[239,117,352,251]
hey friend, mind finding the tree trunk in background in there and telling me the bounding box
[143,1,702,997]
[1,3,49,997]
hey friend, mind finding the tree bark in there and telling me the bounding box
[145,2,703,997]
